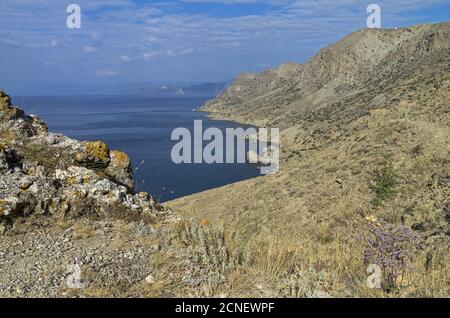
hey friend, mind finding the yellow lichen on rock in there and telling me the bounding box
[0,200,9,217]
[104,150,134,191]
[110,150,131,167]
[0,90,11,111]
[0,209,5,218]
[85,141,109,161]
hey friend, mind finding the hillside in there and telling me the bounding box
[168,22,450,297]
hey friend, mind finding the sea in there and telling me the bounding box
[13,95,260,202]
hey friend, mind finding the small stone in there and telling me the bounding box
[20,180,34,190]
[145,274,155,284]
[150,244,161,252]
[138,192,150,200]
[0,223,7,235]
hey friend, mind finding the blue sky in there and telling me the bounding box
[1,0,449,94]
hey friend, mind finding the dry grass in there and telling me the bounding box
[247,237,298,282]
[174,219,249,296]
[71,221,95,240]
[165,212,449,298]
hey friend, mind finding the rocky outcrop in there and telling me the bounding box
[0,91,48,136]
[75,141,135,191]
[0,91,159,228]
[105,150,135,190]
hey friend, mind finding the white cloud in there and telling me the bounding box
[143,52,158,60]
[120,55,132,62]
[83,46,97,53]
[1,0,449,85]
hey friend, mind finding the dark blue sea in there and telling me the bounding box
[13,95,260,202]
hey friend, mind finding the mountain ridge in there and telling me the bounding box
[201,22,450,129]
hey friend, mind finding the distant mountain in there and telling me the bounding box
[202,22,450,128]
[7,81,229,97]
[131,82,228,97]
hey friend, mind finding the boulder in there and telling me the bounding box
[105,150,134,191]
[1,91,48,136]
[75,141,110,168]
[0,90,11,111]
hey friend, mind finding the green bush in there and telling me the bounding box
[372,165,396,206]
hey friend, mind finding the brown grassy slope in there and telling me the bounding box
[167,22,450,297]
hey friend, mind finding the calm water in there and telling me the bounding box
[13,95,260,202]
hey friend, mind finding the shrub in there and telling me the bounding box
[363,216,424,290]
[176,220,249,295]
[372,165,396,206]
[279,265,331,298]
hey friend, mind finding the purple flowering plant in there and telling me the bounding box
[363,216,424,289]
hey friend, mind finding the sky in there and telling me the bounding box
[1,0,449,94]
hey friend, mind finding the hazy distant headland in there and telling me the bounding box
[7,81,229,97]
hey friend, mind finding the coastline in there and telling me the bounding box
[201,108,266,129]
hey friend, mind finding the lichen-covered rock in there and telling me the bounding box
[1,91,48,136]
[105,150,134,191]
[0,91,161,227]
[0,90,12,111]
[85,141,110,162]
[0,147,22,172]
[75,141,111,174]
[75,142,134,192]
